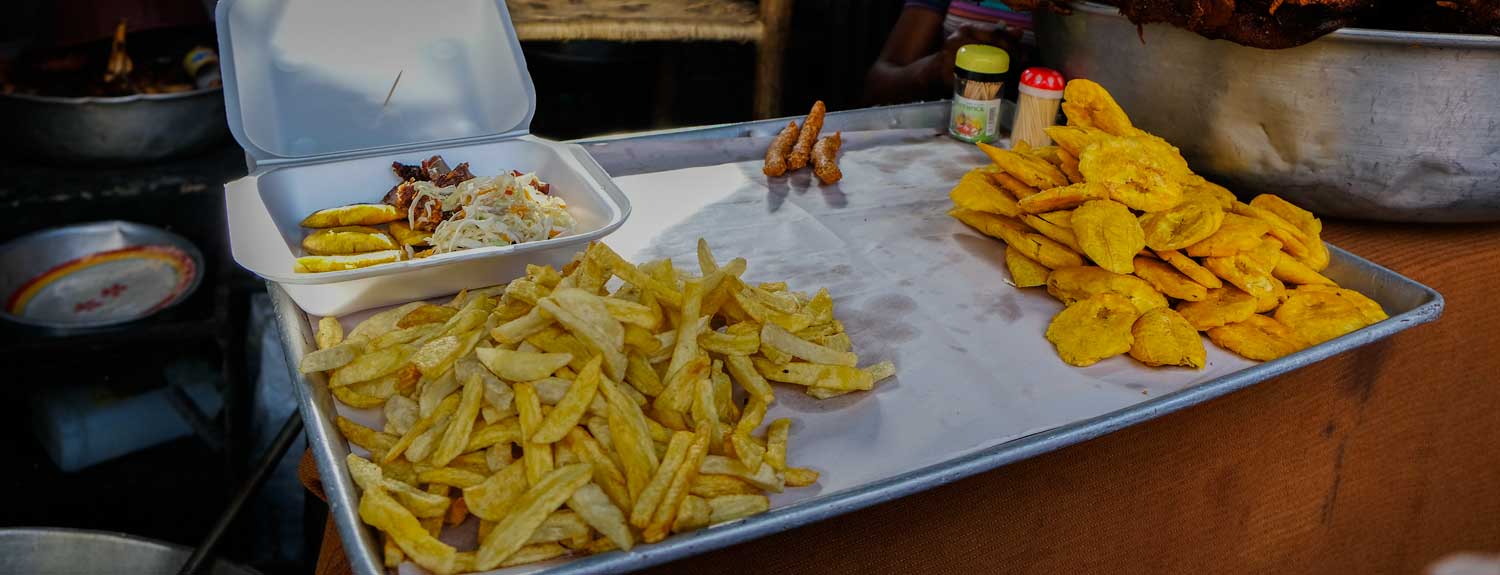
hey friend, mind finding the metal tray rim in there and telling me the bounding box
[273,109,1445,574]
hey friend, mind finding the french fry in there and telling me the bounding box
[329,345,413,387]
[446,497,469,526]
[538,297,628,382]
[411,331,482,379]
[730,432,767,472]
[299,341,362,374]
[672,495,712,534]
[698,327,760,356]
[359,487,458,575]
[725,355,775,405]
[690,474,762,498]
[765,418,790,471]
[398,304,459,329]
[586,244,683,309]
[462,462,527,522]
[565,429,630,511]
[429,373,485,466]
[707,494,770,525]
[646,424,711,542]
[418,467,488,489]
[567,482,634,551]
[751,358,874,391]
[526,511,590,544]
[691,376,723,456]
[625,352,665,397]
[316,317,344,350]
[760,323,857,366]
[784,467,820,487]
[385,395,459,464]
[491,307,554,345]
[624,325,661,354]
[662,279,707,386]
[500,543,568,568]
[602,297,659,330]
[700,455,783,492]
[734,398,769,438]
[347,454,451,518]
[465,418,521,452]
[384,534,405,569]
[337,416,397,454]
[513,383,555,486]
[712,363,737,423]
[474,347,572,382]
[630,431,693,528]
[601,375,658,501]
[348,302,427,341]
[532,356,603,444]
[475,463,592,570]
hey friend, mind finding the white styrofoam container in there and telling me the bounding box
[216,0,630,316]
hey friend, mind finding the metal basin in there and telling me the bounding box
[1038,3,1500,222]
[0,528,258,575]
[0,87,229,165]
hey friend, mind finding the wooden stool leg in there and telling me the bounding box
[755,0,794,119]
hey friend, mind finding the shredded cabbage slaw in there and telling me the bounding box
[406,171,574,255]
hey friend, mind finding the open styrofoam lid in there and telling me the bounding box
[215,0,535,162]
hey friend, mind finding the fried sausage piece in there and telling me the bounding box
[763,121,798,177]
[813,132,842,185]
[788,100,826,170]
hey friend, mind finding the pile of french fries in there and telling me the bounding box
[300,239,894,574]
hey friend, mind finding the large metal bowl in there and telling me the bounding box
[0,87,229,165]
[1038,4,1500,222]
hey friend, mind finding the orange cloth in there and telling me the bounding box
[302,220,1500,574]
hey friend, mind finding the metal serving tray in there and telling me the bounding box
[272,102,1444,575]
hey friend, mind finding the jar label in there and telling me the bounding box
[949,94,1001,144]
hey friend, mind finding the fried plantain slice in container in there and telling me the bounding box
[1044,125,1112,158]
[1047,266,1168,315]
[1155,249,1223,289]
[978,142,1070,189]
[1184,213,1270,257]
[1017,182,1112,213]
[1254,276,1288,314]
[1072,200,1146,274]
[1203,253,1280,300]
[1133,256,1208,301]
[1045,292,1139,367]
[1055,148,1085,184]
[1129,308,1205,368]
[950,169,1022,217]
[1175,287,1257,331]
[949,209,1086,269]
[1139,197,1225,251]
[1180,176,1236,210]
[1274,289,1375,345]
[1005,246,1051,288]
[301,204,404,228]
[1272,255,1336,286]
[302,226,399,255]
[1206,314,1305,361]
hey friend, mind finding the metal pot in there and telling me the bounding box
[1038,4,1500,222]
[0,528,259,575]
[0,87,229,165]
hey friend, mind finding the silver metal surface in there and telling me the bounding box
[0,528,259,575]
[1038,3,1500,222]
[274,106,1444,575]
[0,221,204,331]
[0,88,230,164]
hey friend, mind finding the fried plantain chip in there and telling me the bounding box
[1044,292,1139,367]
[388,220,430,248]
[1133,256,1208,301]
[1274,290,1375,345]
[1047,266,1168,315]
[949,169,1022,217]
[1022,214,1082,253]
[1077,137,1189,212]
[1072,200,1146,274]
[1055,148,1085,183]
[1037,210,1073,229]
[950,208,1086,269]
[302,226,398,256]
[1254,276,1288,314]
[302,203,404,228]
[978,142,1070,189]
[1202,253,1279,300]
[1129,308,1205,368]
[1206,314,1305,361]
[1045,125,1112,158]
[1155,249,1223,289]
[1005,245,1051,288]
[1060,79,1137,136]
[1185,213,1270,258]
[1016,182,1111,213]
[1273,253,1336,286]
[1139,197,1225,251]
[1294,285,1388,325]
[1176,287,1258,331]
[1250,194,1328,270]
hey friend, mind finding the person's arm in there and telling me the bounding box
[863,6,947,106]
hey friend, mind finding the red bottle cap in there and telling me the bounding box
[1020,68,1065,98]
